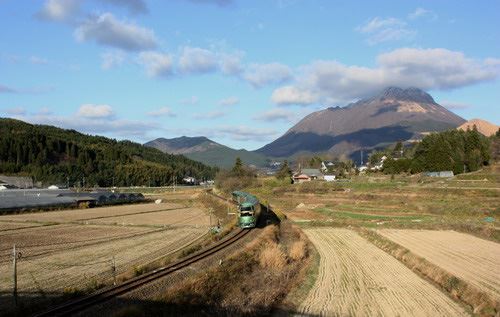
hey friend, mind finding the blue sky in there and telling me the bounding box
[1,0,499,150]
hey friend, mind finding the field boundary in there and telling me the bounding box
[357,228,499,316]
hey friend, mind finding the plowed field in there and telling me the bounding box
[0,202,210,314]
[299,228,466,316]
[378,229,500,300]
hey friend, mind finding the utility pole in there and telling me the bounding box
[12,245,21,306]
[111,256,116,285]
[209,208,213,227]
[360,150,364,166]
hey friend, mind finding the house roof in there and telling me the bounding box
[293,174,310,179]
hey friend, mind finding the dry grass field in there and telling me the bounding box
[378,229,500,301]
[0,200,211,314]
[247,165,500,314]
[298,228,467,316]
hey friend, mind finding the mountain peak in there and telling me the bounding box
[378,87,436,104]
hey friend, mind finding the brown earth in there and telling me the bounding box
[457,119,499,136]
[298,228,467,316]
[378,229,500,301]
[0,202,211,315]
[0,202,188,224]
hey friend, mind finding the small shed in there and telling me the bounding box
[324,175,336,182]
[293,174,311,184]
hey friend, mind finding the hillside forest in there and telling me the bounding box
[0,118,217,187]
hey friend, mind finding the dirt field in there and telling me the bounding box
[298,228,467,316]
[0,201,211,314]
[0,202,190,224]
[378,229,500,300]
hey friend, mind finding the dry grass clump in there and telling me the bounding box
[359,228,499,316]
[160,222,311,316]
[289,240,307,261]
[259,242,287,270]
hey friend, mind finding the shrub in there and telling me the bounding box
[289,240,307,261]
[180,244,202,257]
[259,242,287,271]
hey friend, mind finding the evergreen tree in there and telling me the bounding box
[231,157,244,176]
[276,160,292,180]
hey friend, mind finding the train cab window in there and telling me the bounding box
[240,205,254,217]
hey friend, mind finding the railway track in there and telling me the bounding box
[35,227,250,317]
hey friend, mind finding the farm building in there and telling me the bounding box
[0,175,33,188]
[0,188,145,212]
[301,169,324,180]
[293,174,311,184]
[324,175,336,182]
[424,171,454,178]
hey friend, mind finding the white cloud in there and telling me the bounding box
[74,13,157,51]
[243,63,292,88]
[357,17,405,33]
[101,50,125,69]
[220,53,243,75]
[0,84,16,93]
[179,47,218,74]
[356,17,415,45]
[147,107,176,117]
[408,8,437,20]
[37,0,81,22]
[29,56,49,65]
[440,101,472,110]
[210,126,277,141]
[14,111,157,138]
[253,108,298,122]
[272,48,500,106]
[138,51,173,78]
[193,111,226,119]
[36,107,53,115]
[218,96,239,106]
[180,96,199,105]
[271,86,318,106]
[4,107,26,116]
[98,0,148,14]
[77,104,114,118]
[184,0,233,6]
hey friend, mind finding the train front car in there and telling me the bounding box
[239,201,256,228]
[232,191,260,229]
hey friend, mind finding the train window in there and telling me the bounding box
[240,206,252,211]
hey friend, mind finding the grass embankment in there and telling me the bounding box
[358,228,499,316]
[146,222,311,316]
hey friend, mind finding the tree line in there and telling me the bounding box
[379,127,494,175]
[0,118,217,187]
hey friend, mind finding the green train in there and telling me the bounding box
[231,191,260,228]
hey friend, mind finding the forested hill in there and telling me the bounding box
[0,118,217,187]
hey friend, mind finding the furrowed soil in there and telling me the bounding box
[378,229,500,301]
[298,228,467,316]
[0,201,210,315]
